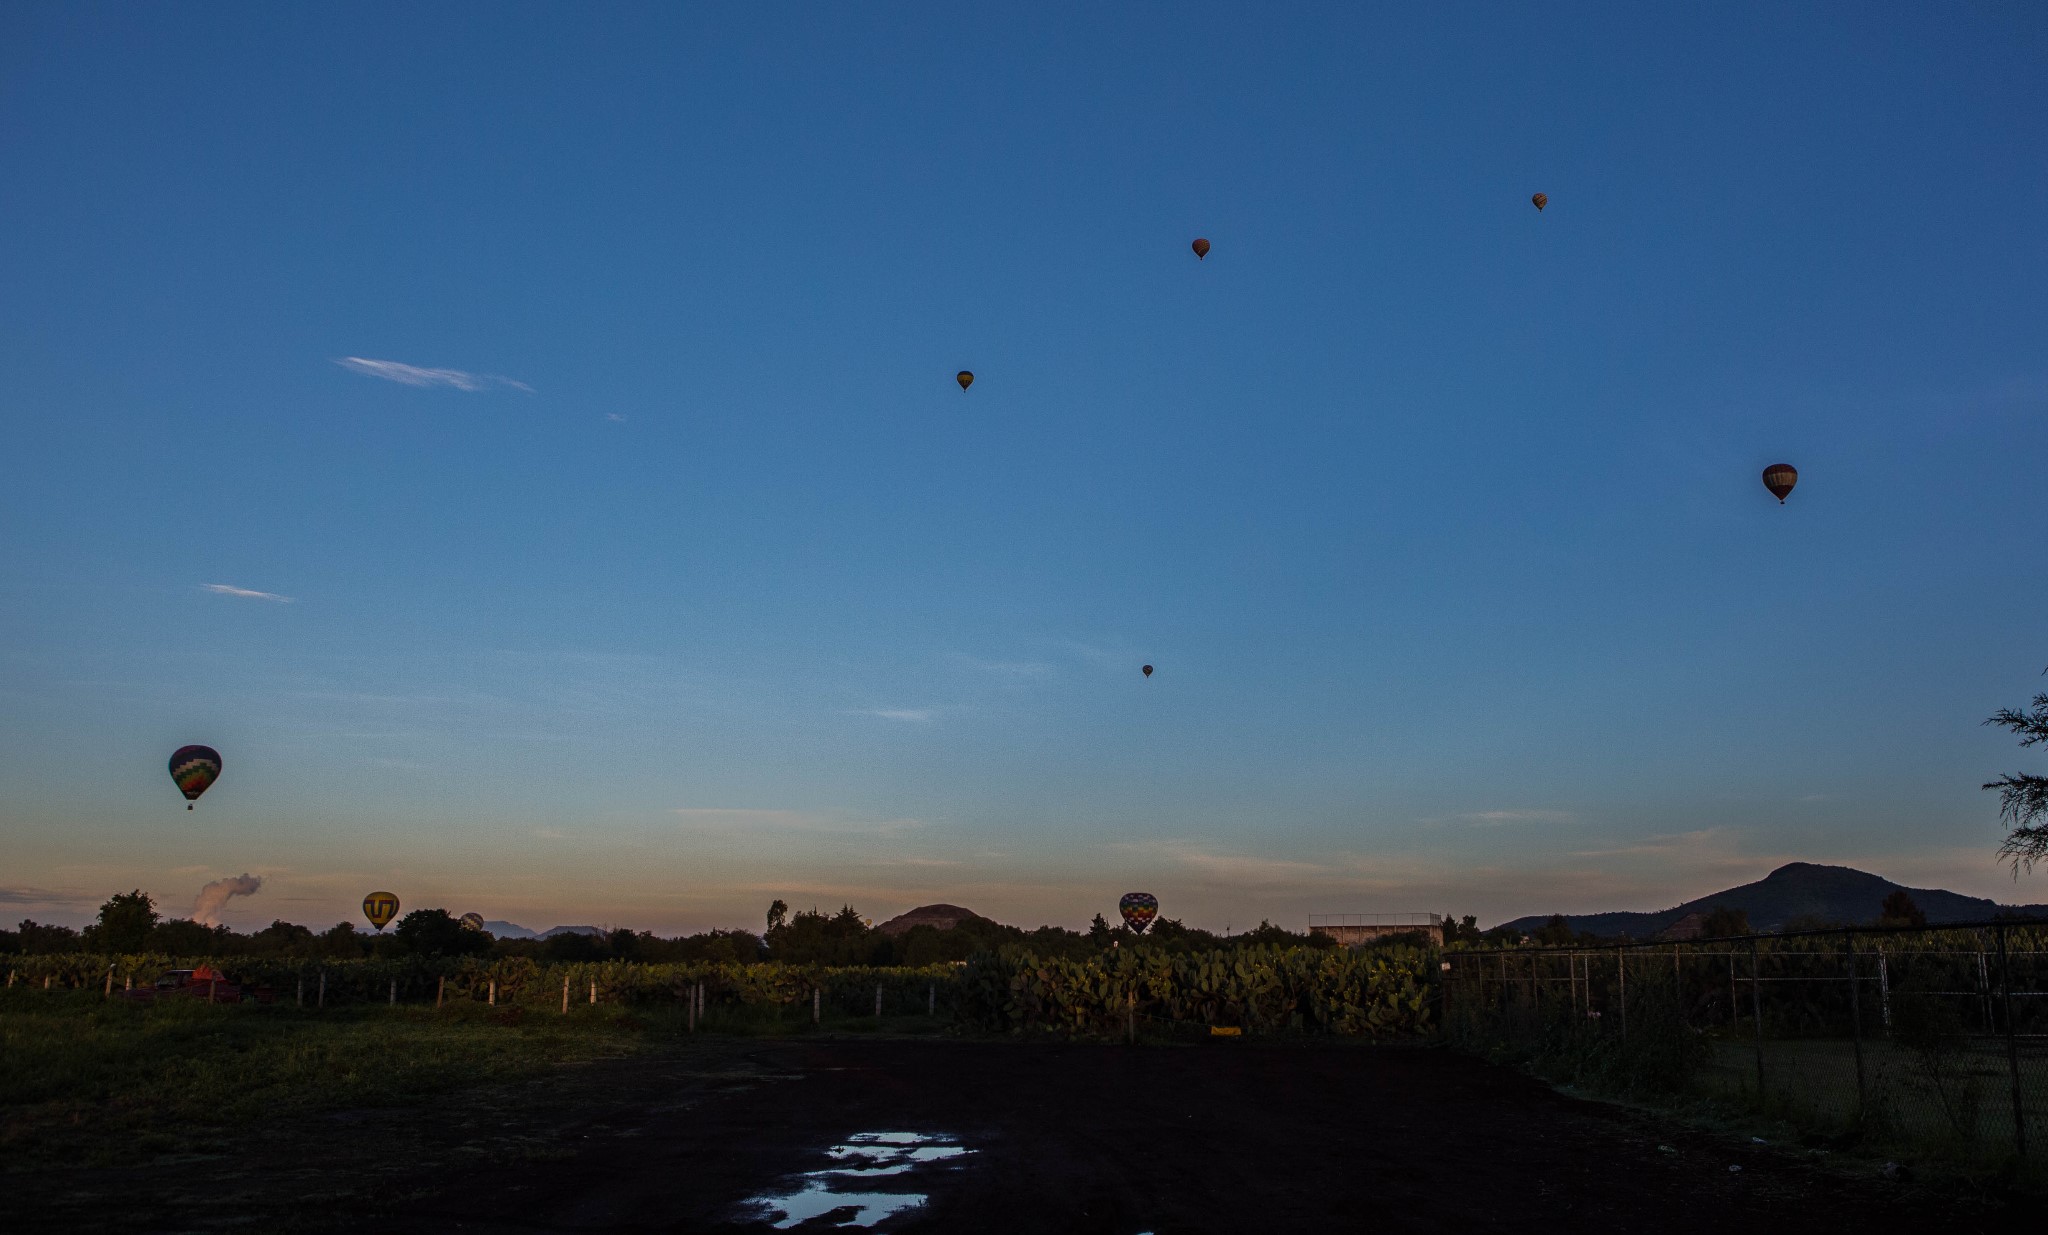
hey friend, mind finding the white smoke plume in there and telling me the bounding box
[192,874,263,926]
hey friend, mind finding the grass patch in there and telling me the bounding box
[0,988,646,1170]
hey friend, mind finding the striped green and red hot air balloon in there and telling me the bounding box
[168,745,221,810]
[1118,892,1159,935]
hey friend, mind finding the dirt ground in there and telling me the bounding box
[10,1036,2022,1233]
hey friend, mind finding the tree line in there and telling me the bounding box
[2,891,1345,965]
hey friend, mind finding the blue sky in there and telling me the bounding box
[3,3,2044,933]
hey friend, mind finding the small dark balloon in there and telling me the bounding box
[1191,238,1210,259]
[1762,463,1798,504]
[1142,664,1153,677]
[956,371,974,392]
[1531,192,1548,211]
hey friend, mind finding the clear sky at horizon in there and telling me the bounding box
[3,2,2045,934]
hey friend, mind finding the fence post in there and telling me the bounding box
[590,979,597,1006]
[104,969,114,998]
[1616,947,1626,1041]
[697,982,705,1023]
[319,970,326,1008]
[488,979,496,1007]
[1749,937,1766,1099]
[928,982,935,1017]
[1995,923,2027,1157]
[296,977,303,1007]
[812,986,820,1025]
[1127,988,1135,1045]
[875,983,883,1020]
[388,978,396,1006]
[1877,947,1891,1029]
[562,977,570,1014]
[1728,953,1737,1028]
[1844,930,1865,1116]
[436,976,445,1010]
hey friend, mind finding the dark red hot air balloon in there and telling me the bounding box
[1141,665,1153,677]
[1191,238,1210,260]
[1762,463,1798,504]
[1531,192,1548,211]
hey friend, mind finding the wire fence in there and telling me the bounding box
[1443,920,2048,1166]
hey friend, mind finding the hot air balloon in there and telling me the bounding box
[956,370,974,392]
[1141,665,1153,677]
[168,745,221,810]
[1762,463,1798,504]
[1119,892,1159,935]
[459,912,486,933]
[362,891,400,932]
[1192,237,1210,260]
[1531,192,1548,212]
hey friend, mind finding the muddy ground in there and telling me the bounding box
[11,1036,2021,1233]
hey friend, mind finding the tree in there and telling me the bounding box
[766,899,789,933]
[13,919,79,954]
[1532,914,1576,946]
[393,908,491,957]
[1878,890,1927,929]
[84,890,159,953]
[1699,906,1751,938]
[1985,667,2048,873]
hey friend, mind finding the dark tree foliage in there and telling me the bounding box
[9,920,80,954]
[249,920,316,954]
[1699,906,1752,938]
[1533,914,1577,946]
[154,918,236,954]
[1985,667,2048,873]
[1877,890,1927,929]
[393,908,493,957]
[83,890,159,953]
[1439,913,1483,945]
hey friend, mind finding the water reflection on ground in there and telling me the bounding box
[742,1131,974,1229]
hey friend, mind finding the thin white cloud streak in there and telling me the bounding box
[203,584,293,603]
[1463,810,1576,825]
[333,357,534,393]
[671,808,926,838]
[853,708,934,722]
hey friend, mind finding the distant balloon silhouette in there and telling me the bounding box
[459,912,485,932]
[1531,192,1548,211]
[1192,238,1210,260]
[1142,665,1153,677]
[362,891,400,932]
[956,371,974,392]
[1762,463,1799,504]
[1119,892,1159,935]
[168,745,221,810]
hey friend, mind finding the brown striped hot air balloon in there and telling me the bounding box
[1531,192,1548,212]
[1192,237,1210,260]
[1142,664,1153,677]
[1762,463,1798,504]
[956,370,974,392]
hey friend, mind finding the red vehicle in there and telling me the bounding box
[125,965,273,1004]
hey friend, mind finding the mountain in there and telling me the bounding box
[1500,862,2048,937]
[475,921,604,940]
[875,904,988,936]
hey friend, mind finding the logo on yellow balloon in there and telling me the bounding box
[362,891,400,932]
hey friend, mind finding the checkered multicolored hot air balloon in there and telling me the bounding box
[363,891,400,932]
[1118,892,1159,935]
[167,745,221,810]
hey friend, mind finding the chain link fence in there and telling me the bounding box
[1443,920,2047,1166]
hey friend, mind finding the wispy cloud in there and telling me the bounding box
[945,652,1054,678]
[532,828,566,841]
[1462,809,1576,825]
[852,708,934,723]
[334,357,534,393]
[671,808,925,838]
[203,583,293,603]
[605,413,627,422]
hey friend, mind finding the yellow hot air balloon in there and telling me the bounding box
[956,370,974,392]
[362,891,400,932]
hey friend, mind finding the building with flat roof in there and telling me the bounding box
[1308,913,1443,947]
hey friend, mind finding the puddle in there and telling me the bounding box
[742,1131,974,1229]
